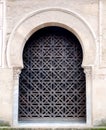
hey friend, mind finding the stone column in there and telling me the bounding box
[84,66,92,126]
[12,68,21,126]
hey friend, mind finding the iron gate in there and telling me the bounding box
[19,27,86,122]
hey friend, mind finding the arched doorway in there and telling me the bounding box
[18,26,86,123]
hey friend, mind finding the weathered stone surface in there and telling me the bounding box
[100,0,106,66]
[0,0,106,128]
[0,2,3,66]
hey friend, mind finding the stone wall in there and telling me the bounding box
[0,0,4,67]
[0,0,106,127]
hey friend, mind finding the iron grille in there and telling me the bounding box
[19,27,86,122]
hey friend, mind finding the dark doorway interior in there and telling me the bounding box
[18,26,86,122]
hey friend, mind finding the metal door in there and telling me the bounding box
[19,27,86,122]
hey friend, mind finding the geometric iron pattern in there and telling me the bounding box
[19,27,86,121]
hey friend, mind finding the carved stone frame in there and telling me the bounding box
[12,66,93,128]
[7,8,96,127]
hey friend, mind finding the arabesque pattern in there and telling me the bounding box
[19,27,86,121]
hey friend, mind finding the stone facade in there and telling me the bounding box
[0,0,106,128]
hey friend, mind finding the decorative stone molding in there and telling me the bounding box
[83,66,93,126]
[7,8,96,68]
[0,0,4,67]
[13,68,21,79]
[12,67,22,126]
[84,66,92,77]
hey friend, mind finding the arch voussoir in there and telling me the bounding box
[7,8,96,68]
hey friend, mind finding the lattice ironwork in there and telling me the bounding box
[19,27,86,121]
